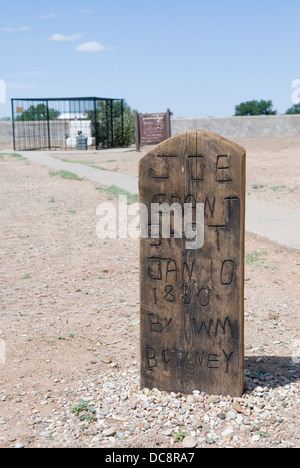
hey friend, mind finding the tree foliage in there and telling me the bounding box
[234,100,277,116]
[86,100,135,148]
[285,103,300,114]
[15,104,60,121]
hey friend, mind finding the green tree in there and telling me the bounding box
[234,100,277,116]
[86,100,135,148]
[285,103,300,114]
[15,104,60,121]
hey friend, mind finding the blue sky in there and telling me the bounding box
[0,0,299,118]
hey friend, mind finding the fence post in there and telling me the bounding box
[110,99,114,147]
[93,98,99,150]
[166,108,172,139]
[134,111,140,152]
[121,99,124,147]
[11,99,16,151]
[45,100,51,150]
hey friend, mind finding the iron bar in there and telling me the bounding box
[11,97,124,151]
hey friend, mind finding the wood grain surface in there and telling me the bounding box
[139,131,246,397]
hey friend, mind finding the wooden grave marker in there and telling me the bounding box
[139,131,246,397]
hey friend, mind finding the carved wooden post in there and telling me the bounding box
[139,131,246,397]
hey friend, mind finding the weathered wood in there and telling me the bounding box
[139,131,246,397]
[165,108,172,140]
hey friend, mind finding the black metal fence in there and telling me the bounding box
[11,97,125,151]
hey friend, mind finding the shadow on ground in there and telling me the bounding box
[245,355,299,392]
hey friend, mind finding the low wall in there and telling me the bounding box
[0,122,13,150]
[0,120,87,151]
[13,120,70,150]
[2,115,300,151]
[171,115,300,139]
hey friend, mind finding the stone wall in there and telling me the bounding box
[2,115,300,152]
[171,115,300,139]
[0,122,13,150]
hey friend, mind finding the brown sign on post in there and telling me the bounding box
[139,131,246,397]
[135,109,172,152]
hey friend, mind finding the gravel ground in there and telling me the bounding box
[0,148,299,449]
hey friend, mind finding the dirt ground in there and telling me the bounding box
[51,137,300,210]
[0,138,299,448]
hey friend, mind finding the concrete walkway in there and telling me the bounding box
[246,199,300,250]
[19,150,139,194]
[11,150,300,250]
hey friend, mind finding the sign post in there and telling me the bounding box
[135,109,172,151]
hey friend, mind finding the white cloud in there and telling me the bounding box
[50,33,82,42]
[0,26,31,32]
[76,41,106,52]
[81,9,92,13]
[0,27,16,32]
[40,13,58,20]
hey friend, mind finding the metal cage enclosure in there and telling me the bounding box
[11,97,125,151]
